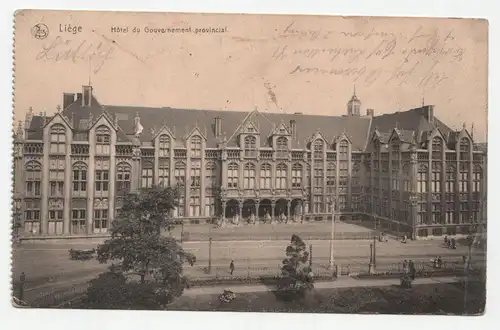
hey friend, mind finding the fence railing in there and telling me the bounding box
[18,260,481,308]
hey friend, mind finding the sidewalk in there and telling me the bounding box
[183,275,462,296]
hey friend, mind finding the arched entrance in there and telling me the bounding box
[242,199,256,219]
[275,198,288,217]
[225,199,238,219]
[259,199,272,219]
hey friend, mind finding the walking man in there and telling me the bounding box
[229,260,235,275]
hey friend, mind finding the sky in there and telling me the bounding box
[13,10,488,141]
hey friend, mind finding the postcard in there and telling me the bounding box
[11,9,487,314]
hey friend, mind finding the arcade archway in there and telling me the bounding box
[242,199,256,219]
[225,199,238,219]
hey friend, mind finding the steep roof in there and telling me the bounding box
[104,105,372,151]
[371,106,453,145]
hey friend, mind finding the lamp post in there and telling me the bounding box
[208,221,213,274]
[329,197,336,270]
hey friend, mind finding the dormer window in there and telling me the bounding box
[339,140,348,160]
[96,126,111,155]
[276,137,287,158]
[190,136,202,157]
[159,135,170,157]
[50,124,66,154]
[313,140,324,159]
[244,135,257,157]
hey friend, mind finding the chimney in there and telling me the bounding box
[427,105,434,125]
[63,93,75,110]
[214,116,222,138]
[76,93,83,101]
[366,109,374,117]
[82,86,92,107]
[290,119,297,139]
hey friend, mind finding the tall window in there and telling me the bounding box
[159,135,170,157]
[190,196,201,217]
[459,162,468,192]
[191,161,201,187]
[339,140,349,160]
[431,162,441,192]
[228,162,239,188]
[116,163,131,195]
[445,164,456,192]
[174,196,185,217]
[339,161,348,193]
[25,161,41,197]
[473,165,482,192]
[313,162,323,186]
[417,164,428,193]
[205,162,217,189]
[243,163,256,189]
[174,162,186,186]
[71,199,86,234]
[459,138,470,160]
[313,195,323,213]
[244,135,257,157]
[72,162,87,194]
[50,124,66,154]
[49,158,65,197]
[190,136,202,157]
[313,140,324,159]
[326,162,336,194]
[276,137,287,158]
[260,163,271,189]
[48,208,63,235]
[292,163,302,188]
[158,160,169,187]
[432,137,442,160]
[24,200,41,234]
[94,208,108,233]
[460,202,468,223]
[205,196,215,216]
[95,126,111,155]
[95,170,109,192]
[402,164,410,192]
[141,161,154,188]
[275,163,287,189]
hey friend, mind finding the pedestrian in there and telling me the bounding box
[437,256,443,269]
[409,260,416,280]
[229,260,235,275]
[403,260,409,274]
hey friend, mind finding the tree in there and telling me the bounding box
[88,186,196,307]
[277,234,314,299]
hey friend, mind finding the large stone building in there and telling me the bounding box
[12,86,487,239]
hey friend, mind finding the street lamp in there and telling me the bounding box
[329,197,336,270]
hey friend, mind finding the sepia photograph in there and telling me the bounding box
[10,9,487,315]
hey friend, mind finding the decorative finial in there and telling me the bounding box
[56,104,61,113]
[462,122,466,130]
[134,112,143,137]
[422,95,425,107]
[114,113,118,127]
[71,112,75,127]
[353,84,356,96]
[89,113,94,128]
[172,125,176,135]
[471,123,475,139]
[16,120,23,136]
[28,106,33,115]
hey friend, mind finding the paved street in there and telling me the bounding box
[12,222,486,305]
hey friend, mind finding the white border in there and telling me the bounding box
[1,1,498,329]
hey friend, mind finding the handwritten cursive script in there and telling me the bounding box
[36,36,115,73]
[273,24,466,89]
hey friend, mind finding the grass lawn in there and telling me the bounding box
[168,282,486,315]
